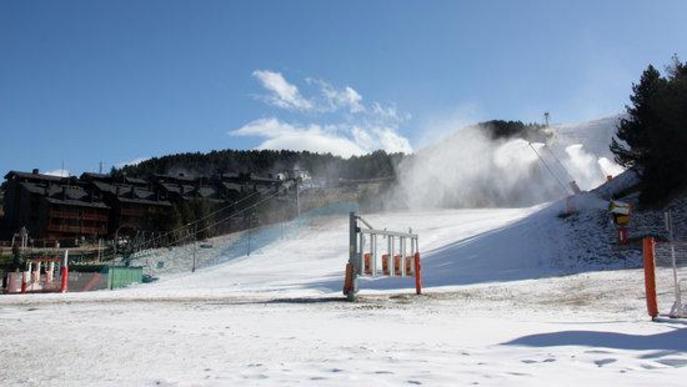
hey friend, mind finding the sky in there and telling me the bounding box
[1,0,685,176]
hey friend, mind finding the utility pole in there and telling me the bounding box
[295,177,301,217]
[191,226,197,273]
[247,213,252,256]
[544,112,550,127]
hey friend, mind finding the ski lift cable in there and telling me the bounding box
[104,184,290,261]
[154,185,290,250]
[542,145,576,183]
[135,187,268,250]
[528,142,571,195]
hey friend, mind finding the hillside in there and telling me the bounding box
[118,149,405,184]
[2,195,686,385]
[114,120,574,185]
[392,115,625,209]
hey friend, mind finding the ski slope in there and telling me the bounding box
[1,201,685,386]
[138,205,546,298]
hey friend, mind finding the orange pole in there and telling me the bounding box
[414,252,422,295]
[20,272,27,293]
[393,255,402,276]
[60,266,69,293]
[342,263,353,296]
[643,237,658,319]
[363,253,372,275]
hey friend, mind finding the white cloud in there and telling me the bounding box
[245,70,413,156]
[45,169,70,177]
[252,70,313,111]
[308,78,365,114]
[252,71,409,125]
[340,87,364,113]
[369,102,411,127]
[231,118,412,158]
[233,118,364,157]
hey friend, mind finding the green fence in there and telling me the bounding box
[67,265,143,291]
[108,266,143,289]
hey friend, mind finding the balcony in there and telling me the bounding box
[120,208,145,217]
[46,224,107,235]
[49,210,108,222]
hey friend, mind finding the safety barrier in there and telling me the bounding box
[3,251,69,294]
[343,212,422,301]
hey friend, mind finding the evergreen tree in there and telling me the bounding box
[610,65,665,168]
[610,57,687,204]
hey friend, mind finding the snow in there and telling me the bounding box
[551,115,623,162]
[0,113,683,385]
[1,201,686,386]
[547,115,627,189]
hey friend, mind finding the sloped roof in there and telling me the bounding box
[80,172,111,181]
[6,171,65,182]
[91,180,117,194]
[154,174,196,183]
[125,177,148,185]
[222,182,243,192]
[196,186,217,198]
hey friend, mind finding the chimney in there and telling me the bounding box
[32,168,39,175]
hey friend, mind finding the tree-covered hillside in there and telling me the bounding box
[478,120,548,141]
[116,121,547,183]
[117,149,406,183]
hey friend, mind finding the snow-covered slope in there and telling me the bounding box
[551,114,624,161]
[100,206,547,299]
[394,114,627,209]
[3,115,686,387]
[545,114,627,189]
[1,203,685,386]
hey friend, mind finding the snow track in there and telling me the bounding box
[1,204,685,386]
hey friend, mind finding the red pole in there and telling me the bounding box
[20,272,27,293]
[618,227,629,245]
[60,266,69,293]
[342,263,353,296]
[643,237,658,320]
[60,251,69,293]
[414,252,422,295]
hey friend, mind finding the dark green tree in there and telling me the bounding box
[610,57,687,204]
[610,65,665,168]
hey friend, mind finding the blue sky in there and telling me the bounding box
[1,0,685,175]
